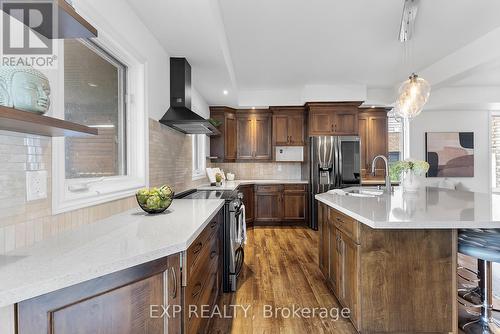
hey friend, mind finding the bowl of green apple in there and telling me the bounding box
[136,185,174,214]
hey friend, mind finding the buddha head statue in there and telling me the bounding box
[0,66,51,114]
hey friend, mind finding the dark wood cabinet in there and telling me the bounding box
[253,184,307,225]
[16,257,174,334]
[282,184,307,221]
[254,114,272,160]
[318,202,330,279]
[210,107,237,162]
[271,107,305,146]
[254,185,283,222]
[317,202,456,333]
[236,114,254,160]
[236,111,272,161]
[16,209,224,334]
[239,184,254,225]
[306,102,362,136]
[358,108,389,177]
[184,209,223,334]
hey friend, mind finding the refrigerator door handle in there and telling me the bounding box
[338,138,343,188]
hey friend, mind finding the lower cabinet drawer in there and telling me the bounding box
[329,208,360,244]
[185,237,219,308]
[255,184,283,193]
[284,184,307,192]
[185,258,219,334]
[187,218,220,278]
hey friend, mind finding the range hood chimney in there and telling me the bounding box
[160,58,220,135]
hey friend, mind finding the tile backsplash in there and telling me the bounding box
[0,119,208,254]
[211,162,303,180]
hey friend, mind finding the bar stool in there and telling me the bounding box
[458,229,500,333]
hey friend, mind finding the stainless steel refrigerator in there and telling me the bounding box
[309,136,361,230]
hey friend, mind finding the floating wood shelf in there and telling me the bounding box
[0,106,98,137]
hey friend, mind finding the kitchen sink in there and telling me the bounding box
[343,187,385,198]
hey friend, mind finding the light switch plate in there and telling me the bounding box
[26,170,47,201]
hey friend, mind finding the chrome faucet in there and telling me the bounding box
[371,155,392,193]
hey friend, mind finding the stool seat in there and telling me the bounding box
[458,229,500,263]
[458,229,500,332]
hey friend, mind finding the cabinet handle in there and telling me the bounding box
[210,221,217,229]
[169,267,177,299]
[191,282,203,298]
[210,250,217,259]
[336,217,344,225]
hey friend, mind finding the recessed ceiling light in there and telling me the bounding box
[223,90,228,95]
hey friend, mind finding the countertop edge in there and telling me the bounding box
[0,200,225,308]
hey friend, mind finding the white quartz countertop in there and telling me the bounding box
[0,199,224,307]
[315,187,500,229]
[197,179,308,191]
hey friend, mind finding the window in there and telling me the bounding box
[491,113,500,192]
[388,113,404,164]
[52,33,147,214]
[388,112,408,181]
[64,39,127,179]
[192,134,206,180]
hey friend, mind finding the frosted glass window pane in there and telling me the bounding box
[64,39,127,179]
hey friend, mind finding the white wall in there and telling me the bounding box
[76,0,209,121]
[409,109,490,192]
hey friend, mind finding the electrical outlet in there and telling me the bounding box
[26,170,47,201]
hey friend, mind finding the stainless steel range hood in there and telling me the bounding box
[160,58,220,135]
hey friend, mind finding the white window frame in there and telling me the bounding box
[52,12,147,214]
[192,134,206,180]
[490,111,500,193]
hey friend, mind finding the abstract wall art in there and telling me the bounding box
[425,132,474,177]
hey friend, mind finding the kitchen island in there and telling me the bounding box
[315,187,500,334]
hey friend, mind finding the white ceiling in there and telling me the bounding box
[127,0,500,107]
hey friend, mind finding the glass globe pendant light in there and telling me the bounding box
[395,73,431,119]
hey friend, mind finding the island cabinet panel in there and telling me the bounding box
[306,102,362,136]
[209,107,237,162]
[317,202,457,334]
[16,257,174,334]
[318,202,330,278]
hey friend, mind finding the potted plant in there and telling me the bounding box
[390,159,429,192]
[215,173,223,187]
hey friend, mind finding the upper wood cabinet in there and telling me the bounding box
[358,108,389,177]
[209,107,237,162]
[306,102,362,136]
[271,107,305,146]
[236,111,272,161]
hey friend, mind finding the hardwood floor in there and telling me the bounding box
[208,226,357,334]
